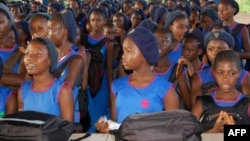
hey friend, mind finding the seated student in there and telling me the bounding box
[192,50,250,133]
[95,27,179,132]
[176,29,207,109]
[17,37,74,122]
[218,0,250,72]
[164,11,189,64]
[200,8,218,36]
[191,31,250,107]
[47,9,83,123]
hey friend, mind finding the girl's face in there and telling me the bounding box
[213,60,240,93]
[31,3,38,11]
[10,7,20,18]
[122,37,146,70]
[131,13,142,28]
[89,12,106,33]
[123,2,132,13]
[155,32,172,58]
[199,0,207,8]
[29,17,48,38]
[47,19,65,47]
[113,15,124,29]
[0,12,10,39]
[166,0,175,8]
[24,41,50,75]
[189,10,199,24]
[218,2,235,21]
[104,26,116,40]
[169,17,188,42]
[206,40,230,64]
[200,15,214,32]
[182,38,202,62]
[47,6,57,16]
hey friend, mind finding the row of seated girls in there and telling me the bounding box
[1,0,250,134]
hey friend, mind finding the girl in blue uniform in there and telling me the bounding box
[17,37,74,122]
[192,50,250,133]
[191,31,250,107]
[176,29,207,109]
[47,9,83,123]
[86,8,115,132]
[164,11,189,64]
[218,0,250,71]
[96,27,179,133]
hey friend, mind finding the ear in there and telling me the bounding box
[168,24,173,31]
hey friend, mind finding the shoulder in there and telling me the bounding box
[112,75,129,86]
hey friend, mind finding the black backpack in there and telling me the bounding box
[53,55,90,132]
[199,95,250,132]
[81,34,107,98]
[0,111,74,141]
[231,23,250,71]
[114,110,201,141]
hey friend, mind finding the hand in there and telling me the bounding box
[212,111,225,133]
[95,116,109,133]
[221,111,235,125]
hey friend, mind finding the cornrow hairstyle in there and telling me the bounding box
[184,34,203,50]
[213,50,241,71]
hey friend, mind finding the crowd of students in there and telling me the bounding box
[0,0,250,134]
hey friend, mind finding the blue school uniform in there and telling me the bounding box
[153,61,176,81]
[21,79,65,117]
[0,86,13,118]
[168,42,182,64]
[210,92,245,107]
[86,35,110,132]
[57,50,80,122]
[112,75,173,123]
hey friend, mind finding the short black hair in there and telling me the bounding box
[213,50,241,71]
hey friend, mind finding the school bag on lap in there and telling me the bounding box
[198,95,250,132]
[114,109,201,141]
[0,111,74,141]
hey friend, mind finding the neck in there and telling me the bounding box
[32,73,55,90]
[58,41,72,59]
[223,17,236,27]
[155,57,171,72]
[90,30,103,38]
[132,67,154,80]
[216,89,239,101]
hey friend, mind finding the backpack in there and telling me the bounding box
[116,110,201,141]
[231,23,250,71]
[53,55,90,132]
[3,46,22,74]
[198,95,250,132]
[0,111,74,141]
[81,34,107,98]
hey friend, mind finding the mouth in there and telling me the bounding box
[26,63,37,69]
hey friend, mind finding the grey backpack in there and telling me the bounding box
[118,109,201,141]
[0,111,74,141]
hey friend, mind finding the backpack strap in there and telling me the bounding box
[232,23,245,38]
[53,55,78,79]
[232,24,245,51]
[168,63,178,83]
[3,47,22,73]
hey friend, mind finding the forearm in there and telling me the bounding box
[0,73,26,87]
